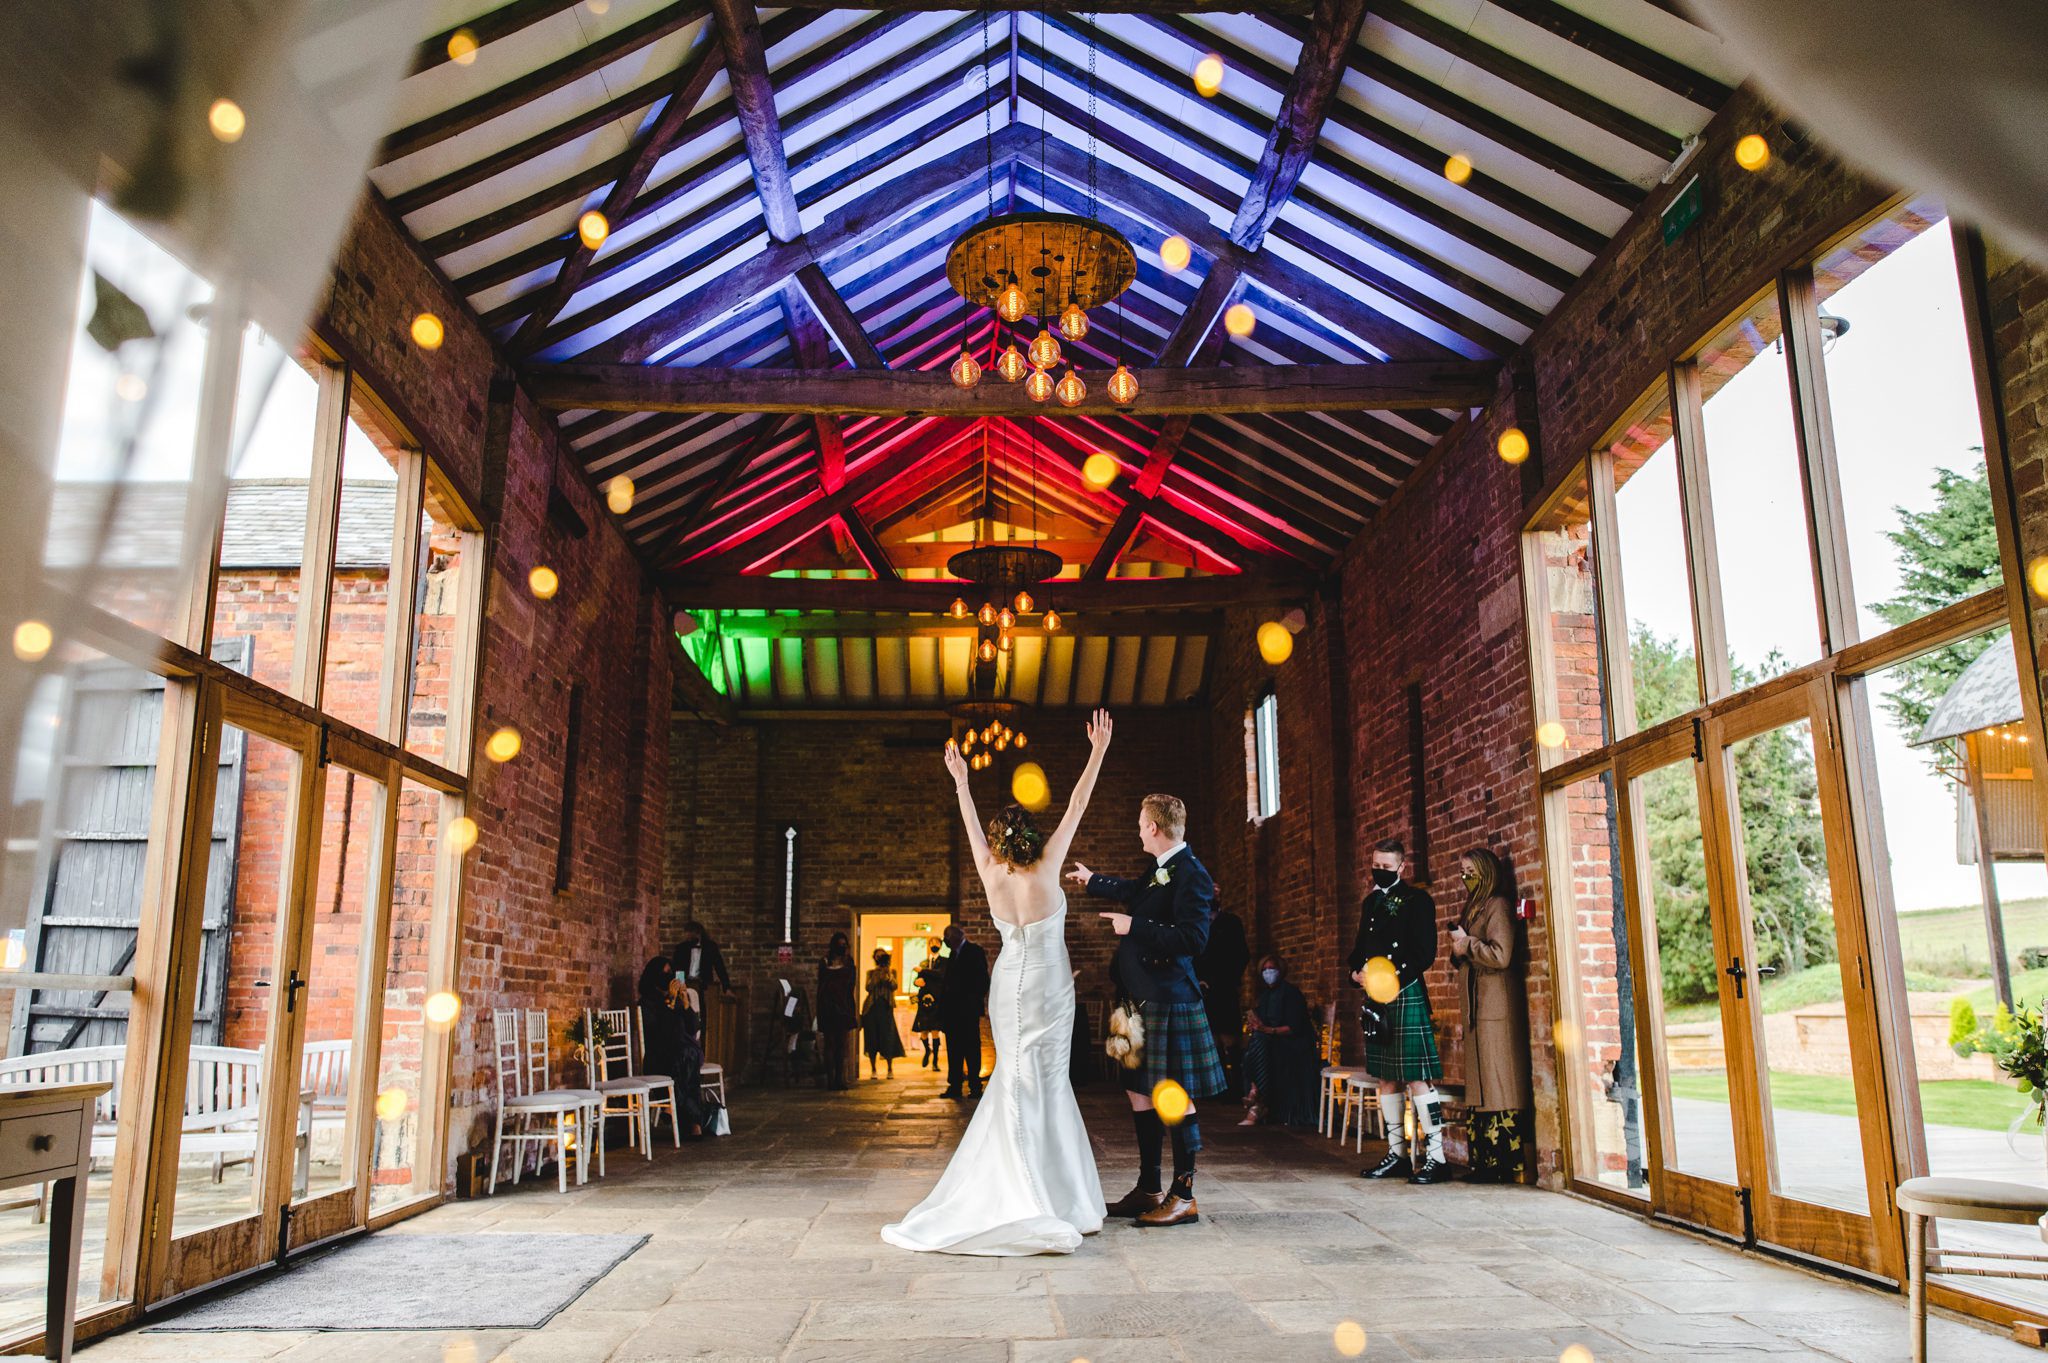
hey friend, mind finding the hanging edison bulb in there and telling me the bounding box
[1025,368,1054,403]
[960,730,975,752]
[1014,732,1028,749]
[1014,589,1034,614]
[1028,328,1062,370]
[997,631,1013,653]
[995,732,1011,750]
[997,606,1016,629]
[949,345,982,389]
[1107,363,1139,405]
[949,596,969,618]
[1055,366,1086,407]
[1043,608,1062,631]
[997,279,1027,323]
[977,600,997,626]
[983,726,996,743]
[996,343,1029,383]
[1058,302,1089,341]
[977,639,997,663]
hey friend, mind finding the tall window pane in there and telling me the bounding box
[323,402,407,737]
[1609,387,1702,730]
[1550,773,1646,1195]
[44,203,216,641]
[1696,292,1823,678]
[212,333,327,697]
[1855,632,2048,1312]
[1814,207,1999,639]
[406,487,470,766]
[371,781,447,1212]
[1528,476,1608,764]
[0,640,176,1329]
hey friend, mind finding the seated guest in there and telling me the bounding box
[1239,953,1320,1128]
[637,956,717,1138]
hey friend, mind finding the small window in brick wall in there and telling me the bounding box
[554,684,584,892]
[1249,689,1281,822]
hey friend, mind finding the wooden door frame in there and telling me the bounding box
[1699,677,1896,1277]
[1612,726,1748,1238]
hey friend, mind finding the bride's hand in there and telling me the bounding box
[1066,862,1093,887]
[943,739,969,785]
[1086,707,1113,751]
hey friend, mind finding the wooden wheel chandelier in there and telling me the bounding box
[946,8,1140,409]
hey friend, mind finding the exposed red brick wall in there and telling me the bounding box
[1985,247,2048,720]
[665,709,1207,1078]
[1201,90,1928,1186]
[317,194,675,1172]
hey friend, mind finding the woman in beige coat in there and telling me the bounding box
[1448,847,1532,1183]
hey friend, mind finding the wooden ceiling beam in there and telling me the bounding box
[660,573,1312,613]
[702,611,1223,641]
[526,361,1493,415]
[1229,0,1370,251]
[793,265,891,372]
[712,0,802,242]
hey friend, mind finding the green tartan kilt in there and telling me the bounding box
[1124,999,1226,1099]
[1363,979,1443,1083]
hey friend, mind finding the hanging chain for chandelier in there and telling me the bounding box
[946,9,1134,402]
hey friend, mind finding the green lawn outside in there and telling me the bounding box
[1668,1070,2034,1133]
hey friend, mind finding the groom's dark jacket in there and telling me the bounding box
[1086,847,1214,1005]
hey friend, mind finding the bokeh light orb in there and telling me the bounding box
[1256,620,1293,665]
[410,313,445,350]
[1363,956,1401,1004]
[1083,452,1119,490]
[1497,426,1531,464]
[1011,761,1050,812]
[1333,1321,1368,1357]
[1734,134,1770,172]
[425,992,462,1029]
[1151,1079,1190,1124]
[1536,721,1567,749]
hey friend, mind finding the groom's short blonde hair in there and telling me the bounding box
[1140,794,1186,841]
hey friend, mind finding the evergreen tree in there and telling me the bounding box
[1869,460,2000,738]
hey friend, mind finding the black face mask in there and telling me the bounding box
[1370,867,1399,890]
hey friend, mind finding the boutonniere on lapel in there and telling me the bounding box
[1152,866,1173,887]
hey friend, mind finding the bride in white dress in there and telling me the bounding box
[881,709,1114,1256]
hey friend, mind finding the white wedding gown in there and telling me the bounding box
[881,899,1104,1255]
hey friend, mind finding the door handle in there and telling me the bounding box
[1724,956,1746,999]
[284,970,307,1014]
[1756,964,1779,979]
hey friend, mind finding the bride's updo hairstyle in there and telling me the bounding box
[986,803,1047,870]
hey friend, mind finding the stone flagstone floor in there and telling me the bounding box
[81,1058,2039,1363]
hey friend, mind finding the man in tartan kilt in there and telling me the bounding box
[1069,793,1223,1227]
[1347,838,1453,1185]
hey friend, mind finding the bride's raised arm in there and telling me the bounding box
[944,741,992,869]
[1044,709,1112,871]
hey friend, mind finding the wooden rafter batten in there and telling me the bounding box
[579,126,1034,363]
[382,5,711,164]
[779,273,898,578]
[1367,1,1683,161]
[793,263,889,370]
[1228,0,1370,251]
[1481,0,1733,109]
[631,413,805,540]
[410,0,589,75]
[525,361,1496,415]
[659,573,1314,612]
[776,0,1308,9]
[506,39,726,355]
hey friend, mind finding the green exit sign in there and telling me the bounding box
[1662,175,1703,244]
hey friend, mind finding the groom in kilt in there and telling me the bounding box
[1347,837,1452,1184]
[1070,793,1223,1227]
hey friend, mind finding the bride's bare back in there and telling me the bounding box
[945,710,1113,927]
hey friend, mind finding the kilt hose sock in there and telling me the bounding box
[1134,1107,1165,1193]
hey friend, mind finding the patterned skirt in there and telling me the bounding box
[1363,979,1442,1083]
[1125,999,1227,1099]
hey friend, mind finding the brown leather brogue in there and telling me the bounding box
[1104,1186,1165,1217]
[1136,1191,1198,1227]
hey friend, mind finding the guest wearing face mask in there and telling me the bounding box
[1348,838,1449,1185]
[1449,848,1533,1183]
[1238,953,1320,1128]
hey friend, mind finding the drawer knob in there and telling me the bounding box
[30,1134,52,1153]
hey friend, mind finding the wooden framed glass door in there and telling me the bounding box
[1698,677,1896,1276]
[1615,728,1747,1235]
[154,692,320,1299]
